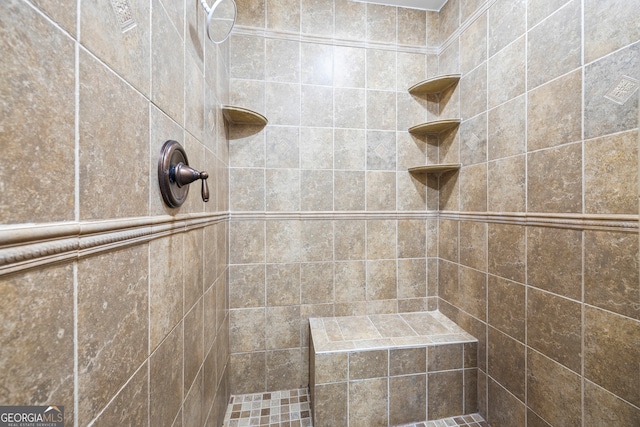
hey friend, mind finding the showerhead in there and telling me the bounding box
[200,0,237,44]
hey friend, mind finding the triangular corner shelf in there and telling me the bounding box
[408,119,461,136]
[408,164,461,175]
[222,105,268,126]
[408,74,461,95]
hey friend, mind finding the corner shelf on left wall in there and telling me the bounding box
[221,105,268,126]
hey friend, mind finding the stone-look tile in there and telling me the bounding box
[366,91,396,131]
[585,130,639,215]
[150,323,183,427]
[301,0,334,36]
[487,378,526,427]
[488,95,526,161]
[477,371,488,418]
[398,8,426,46]
[488,276,525,342]
[266,126,300,169]
[527,142,582,213]
[367,49,396,91]
[457,266,487,321]
[528,0,581,89]
[367,131,396,170]
[349,350,388,379]
[584,306,640,406]
[584,42,640,139]
[486,156,525,212]
[438,0,459,42]
[230,352,266,394]
[528,70,582,151]
[151,0,184,124]
[79,50,149,220]
[230,168,265,211]
[265,263,298,306]
[235,0,265,27]
[366,260,397,300]
[527,0,570,28]
[460,113,487,166]
[266,82,301,126]
[461,62,487,120]
[184,300,204,393]
[335,261,367,303]
[584,380,640,427]
[460,12,487,74]
[488,223,526,284]
[439,41,460,76]
[460,164,487,212]
[389,348,426,376]
[314,382,348,427]
[1,0,75,223]
[230,308,265,353]
[366,4,396,44]
[439,301,487,372]
[184,53,204,142]
[487,327,525,401]
[184,230,204,311]
[464,368,479,414]
[184,372,204,427]
[334,46,366,88]
[366,171,396,211]
[488,0,526,56]
[459,221,487,271]
[349,378,389,427]
[584,230,639,319]
[80,0,151,96]
[333,171,366,211]
[429,344,463,372]
[0,265,74,424]
[266,220,301,263]
[584,0,640,63]
[398,259,427,299]
[488,36,526,108]
[266,39,300,83]
[301,42,333,86]
[267,0,299,31]
[527,349,582,427]
[315,352,348,384]
[301,127,333,169]
[335,221,366,260]
[265,169,300,211]
[266,306,301,349]
[439,219,459,263]
[428,370,464,420]
[266,349,303,390]
[528,288,582,373]
[301,170,334,210]
[527,410,553,427]
[527,227,582,300]
[335,88,366,128]
[230,79,266,118]
[389,375,427,425]
[91,365,148,427]
[398,220,426,258]
[149,234,184,350]
[302,86,334,128]
[398,172,427,211]
[335,128,366,170]
[230,35,265,80]
[301,221,333,261]
[301,262,334,304]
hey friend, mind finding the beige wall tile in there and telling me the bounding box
[389,374,427,425]
[390,347,427,375]
[488,35,526,108]
[366,171,396,210]
[460,113,487,166]
[229,352,266,394]
[488,0,526,56]
[460,163,487,212]
[584,380,640,426]
[366,90,397,131]
[266,82,301,126]
[1,0,75,223]
[459,221,487,271]
[184,300,204,394]
[91,365,148,427]
[584,0,640,63]
[235,0,265,27]
[301,262,334,304]
[527,0,581,89]
[438,0,459,43]
[398,258,427,298]
[461,62,487,120]
[527,227,582,299]
[301,0,334,36]
[366,4,396,43]
[527,70,582,151]
[230,35,265,80]
[428,370,464,419]
[460,12,487,75]
[398,7,426,46]
[488,95,526,160]
[527,143,582,213]
[349,378,389,426]
[266,263,299,306]
[527,0,570,28]
[488,223,526,283]
[487,378,526,427]
[488,327,525,401]
[267,0,299,31]
[150,323,183,427]
[487,155,526,212]
[366,259,398,300]
[457,266,487,321]
[335,261,367,302]
[313,382,348,427]
[488,276,525,341]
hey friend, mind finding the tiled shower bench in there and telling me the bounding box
[309,311,478,427]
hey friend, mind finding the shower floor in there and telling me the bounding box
[221,388,490,427]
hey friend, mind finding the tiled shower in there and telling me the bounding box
[0,0,638,426]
